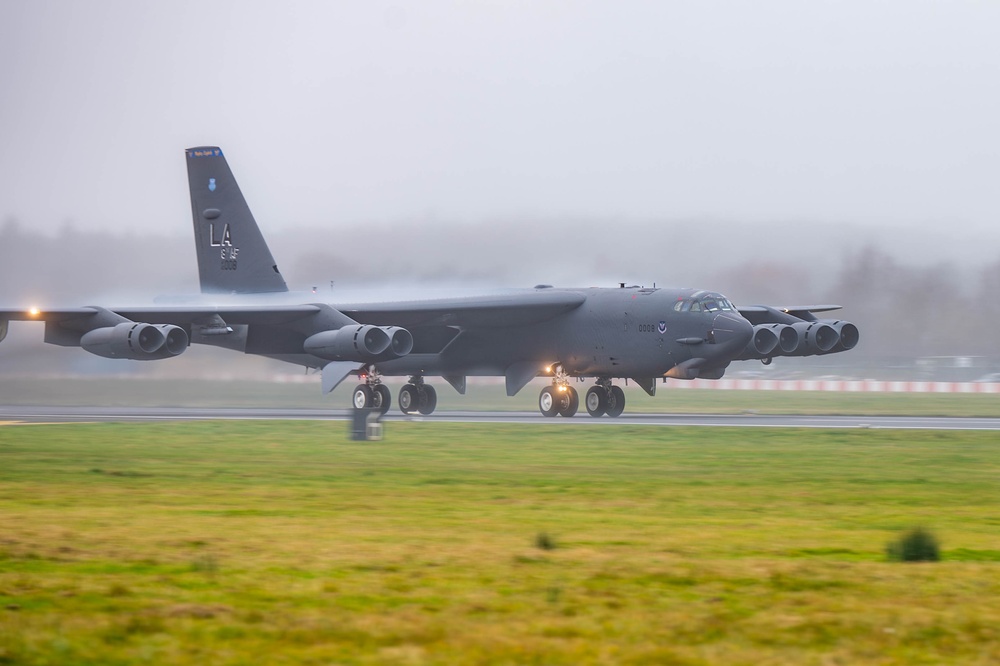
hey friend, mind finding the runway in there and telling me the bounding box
[2,405,1000,430]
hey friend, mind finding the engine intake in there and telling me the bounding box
[304,325,413,363]
[80,322,189,360]
[788,321,839,355]
[819,320,860,353]
[738,323,801,360]
[737,319,858,360]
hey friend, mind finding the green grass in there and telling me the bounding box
[3,377,1000,416]
[1,421,999,664]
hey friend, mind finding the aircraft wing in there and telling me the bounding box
[0,305,322,326]
[737,304,842,325]
[340,290,587,327]
[0,289,587,329]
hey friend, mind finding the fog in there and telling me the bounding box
[3,220,1000,372]
[2,1,999,378]
[2,2,998,234]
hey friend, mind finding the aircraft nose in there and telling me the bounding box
[711,312,754,352]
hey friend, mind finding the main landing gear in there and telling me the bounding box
[398,376,438,415]
[538,370,625,418]
[538,385,579,417]
[584,379,625,418]
[351,367,392,416]
[539,365,578,417]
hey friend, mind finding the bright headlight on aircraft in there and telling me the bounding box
[28,307,40,317]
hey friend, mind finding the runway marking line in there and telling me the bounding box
[0,421,95,426]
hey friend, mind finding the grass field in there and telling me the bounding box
[1,421,999,665]
[2,377,1000,416]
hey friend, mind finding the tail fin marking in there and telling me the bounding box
[185,147,288,294]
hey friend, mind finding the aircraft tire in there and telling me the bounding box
[585,386,607,417]
[373,384,392,415]
[606,386,626,417]
[538,386,559,417]
[418,385,438,415]
[398,384,419,414]
[559,386,579,417]
[352,384,374,410]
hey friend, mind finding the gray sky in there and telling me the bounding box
[1,1,998,239]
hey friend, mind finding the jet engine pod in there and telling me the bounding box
[80,322,183,360]
[383,326,414,358]
[788,321,839,355]
[749,325,779,357]
[151,324,189,358]
[765,323,799,354]
[818,320,859,353]
[304,325,413,363]
[738,323,803,360]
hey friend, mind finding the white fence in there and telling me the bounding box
[664,379,1000,393]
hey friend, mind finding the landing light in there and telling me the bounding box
[28,307,40,317]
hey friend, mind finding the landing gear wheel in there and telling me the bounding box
[558,386,579,417]
[352,384,374,409]
[585,386,607,417]
[606,386,626,418]
[538,386,559,417]
[398,384,419,414]
[417,385,438,415]
[372,384,391,415]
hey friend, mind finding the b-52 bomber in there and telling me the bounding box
[0,147,859,417]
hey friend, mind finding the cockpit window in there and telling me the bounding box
[678,294,735,313]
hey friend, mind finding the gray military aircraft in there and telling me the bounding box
[0,147,859,417]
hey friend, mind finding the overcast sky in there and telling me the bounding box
[1,1,998,242]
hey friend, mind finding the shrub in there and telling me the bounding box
[887,527,940,562]
[535,532,557,551]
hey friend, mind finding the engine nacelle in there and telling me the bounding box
[738,323,800,360]
[786,321,839,355]
[304,325,413,363]
[818,320,860,353]
[80,322,189,360]
[739,325,778,359]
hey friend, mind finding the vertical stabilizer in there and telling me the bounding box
[185,147,288,294]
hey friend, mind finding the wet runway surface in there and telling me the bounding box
[2,406,1000,430]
